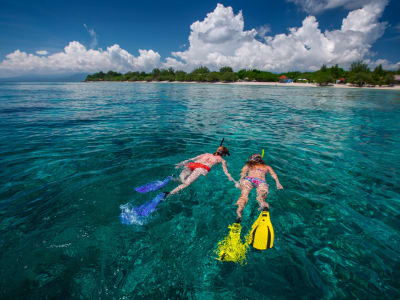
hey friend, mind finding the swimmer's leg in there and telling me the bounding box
[179,167,192,183]
[235,180,253,220]
[256,183,269,209]
[170,168,207,195]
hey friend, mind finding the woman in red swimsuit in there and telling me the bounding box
[169,145,238,195]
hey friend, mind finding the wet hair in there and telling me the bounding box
[246,153,265,167]
[214,146,230,157]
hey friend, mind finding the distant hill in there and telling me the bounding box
[0,73,88,82]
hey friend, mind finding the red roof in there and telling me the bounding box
[339,78,345,81]
[279,75,287,79]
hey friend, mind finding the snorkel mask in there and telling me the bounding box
[248,153,262,163]
[216,138,230,156]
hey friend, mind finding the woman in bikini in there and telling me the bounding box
[169,145,238,195]
[235,153,283,222]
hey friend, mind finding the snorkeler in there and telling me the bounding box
[168,140,237,195]
[235,152,283,222]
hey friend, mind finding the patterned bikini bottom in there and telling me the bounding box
[245,176,266,187]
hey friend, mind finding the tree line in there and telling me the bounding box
[85,62,400,87]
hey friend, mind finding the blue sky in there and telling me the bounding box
[0,0,399,76]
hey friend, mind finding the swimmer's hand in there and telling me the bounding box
[234,181,241,189]
[277,183,283,190]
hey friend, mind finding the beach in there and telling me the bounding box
[100,80,400,91]
[224,81,400,90]
[171,80,400,90]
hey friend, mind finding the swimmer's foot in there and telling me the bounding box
[171,175,180,182]
[258,202,269,211]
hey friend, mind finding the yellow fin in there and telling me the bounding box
[215,223,249,264]
[248,210,274,250]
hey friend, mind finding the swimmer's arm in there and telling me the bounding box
[221,160,235,182]
[267,166,283,189]
[239,165,249,181]
[175,154,205,168]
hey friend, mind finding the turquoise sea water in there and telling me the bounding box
[0,82,399,299]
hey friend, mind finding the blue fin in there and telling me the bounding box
[135,176,172,193]
[120,193,167,225]
[134,193,166,216]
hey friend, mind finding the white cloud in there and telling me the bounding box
[83,24,98,49]
[163,2,397,72]
[368,59,400,70]
[287,0,387,14]
[0,42,160,77]
[0,2,398,76]
[35,50,48,55]
[256,24,271,39]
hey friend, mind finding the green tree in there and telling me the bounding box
[383,73,395,85]
[347,72,371,87]
[371,72,380,85]
[350,61,369,73]
[207,72,221,82]
[168,67,175,75]
[158,69,172,81]
[300,72,314,82]
[314,71,334,85]
[125,71,140,81]
[221,72,237,82]
[103,70,122,81]
[191,66,210,74]
[96,71,105,79]
[237,69,248,80]
[255,71,278,82]
[329,64,344,79]
[175,70,187,81]
[160,69,169,76]
[219,66,233,73]
[373,64,384,77]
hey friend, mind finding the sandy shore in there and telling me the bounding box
[214,81,400,90]
[92,80,400,91]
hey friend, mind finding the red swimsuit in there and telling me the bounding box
[186,162,211,172]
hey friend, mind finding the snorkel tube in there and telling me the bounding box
[215,138,230,156]
[261,149,265,159]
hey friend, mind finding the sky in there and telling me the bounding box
[0,0,399,77]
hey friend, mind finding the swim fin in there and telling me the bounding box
[215,222,249,264]
[135,176,172,193]
[120,192,168,225]
[248,208,274,250]
[133,192,167,216]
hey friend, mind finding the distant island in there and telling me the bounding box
[85,61,400,88]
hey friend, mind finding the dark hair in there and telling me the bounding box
[246,153,265,167]
[214,146,230,156]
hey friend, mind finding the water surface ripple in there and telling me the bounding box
[0,82,399,298]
